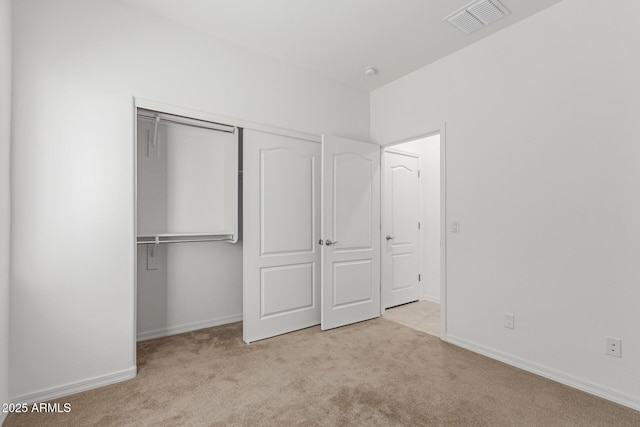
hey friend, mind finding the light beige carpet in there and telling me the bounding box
[6,319,640,426]
[383,300,440,337]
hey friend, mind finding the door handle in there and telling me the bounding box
[325,239,339,246]
[386,235,396,241]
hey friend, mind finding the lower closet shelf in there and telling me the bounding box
[137,233,234,244]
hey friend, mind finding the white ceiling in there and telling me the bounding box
[119,0,563,92]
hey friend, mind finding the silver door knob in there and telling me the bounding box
[325,239,339,246]
[386,235,396,241]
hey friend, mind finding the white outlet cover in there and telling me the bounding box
[606,337,622,358]
[504,312,514,329]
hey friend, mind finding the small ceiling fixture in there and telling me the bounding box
[445,0,510,34]
[363,66,378,77]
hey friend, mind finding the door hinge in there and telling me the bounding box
[418,274,421,281]
[418,222,421,230]
[418,170,420,178]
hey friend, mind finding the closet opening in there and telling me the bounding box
[134,107,244,353]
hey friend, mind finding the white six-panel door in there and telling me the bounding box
[243,130,321,343]
[321,135,381,330]
[382,149,421,309]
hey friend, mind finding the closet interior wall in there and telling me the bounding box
[136,111,242,341]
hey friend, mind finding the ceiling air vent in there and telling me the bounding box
[445,0,511,34]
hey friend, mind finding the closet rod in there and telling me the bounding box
[137,113,236,134]
[137,232,235,245]
[136,238,233,245]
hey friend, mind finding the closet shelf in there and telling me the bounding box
[137,233,234,245]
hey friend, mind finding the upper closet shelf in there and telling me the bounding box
[137,111,236,134]
[137,233,235,245]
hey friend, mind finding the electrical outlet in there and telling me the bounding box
[606,337,622,358]
[504,313,515,329]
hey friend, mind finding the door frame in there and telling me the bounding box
[380,123,447,340]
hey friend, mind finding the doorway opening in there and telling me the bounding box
[381,131,444,339]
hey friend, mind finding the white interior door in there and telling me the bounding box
[382,149,421,309]
[321,135,381,330]
[243,129,321,343]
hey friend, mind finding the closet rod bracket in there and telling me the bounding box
[148,115,160,158]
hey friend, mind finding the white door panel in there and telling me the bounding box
[243,130,321,343]
[333,260,373,306]
[333,153,374,250]
[260,148,315,255]
[321,135,380,330]
[390,165,417,245]
[383,150,420,308]
[260,263,314,317]
[391,253,415,291]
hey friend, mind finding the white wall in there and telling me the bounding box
[392,136,441,303]
[371,0,640,409]
[0,0,11,421]
[10,0,369,402]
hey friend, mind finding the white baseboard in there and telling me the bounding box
[422,295,440,304]
[445,334,640,412]
[137,313,242,342]
[11,366,136,405]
